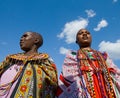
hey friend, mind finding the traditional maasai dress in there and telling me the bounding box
[56,49,120,98]
[0,53,58,98]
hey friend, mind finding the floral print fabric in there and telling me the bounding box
[0,53,58,98]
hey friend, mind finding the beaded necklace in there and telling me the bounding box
[77,56,89,98]
[9,53,49,61]
[96,51,116,98]
[78,49,96,98]
[77,49,116,98]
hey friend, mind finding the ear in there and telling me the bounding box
[34,38,39,44]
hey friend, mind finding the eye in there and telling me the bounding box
[24,34,28,37]
[78,32,82,35]
[87,32,90,34]
[21,34,28,38]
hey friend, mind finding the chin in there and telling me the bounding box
[20,47,26,51]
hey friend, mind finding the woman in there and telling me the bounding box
[56,29,120,98]
[0,31,58,98]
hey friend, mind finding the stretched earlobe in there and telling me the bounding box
[76,40,78,43]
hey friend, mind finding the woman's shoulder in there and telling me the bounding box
[66,50,77,56]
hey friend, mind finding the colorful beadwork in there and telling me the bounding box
[57,49,120,98]
[0,53,58,98]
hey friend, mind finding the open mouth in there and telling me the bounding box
[82,36,88,40]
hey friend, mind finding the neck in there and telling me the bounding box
[24,49,38,56]
[80,47,91,51]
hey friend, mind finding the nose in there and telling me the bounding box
[20,37,24,42]
[83,33,87,36]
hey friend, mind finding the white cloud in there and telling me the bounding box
[98,40,120,60]
[85,9,96,18]
[57,18,89,44]
[59,47,69,55]
[117,40,120,42]
[94,19,108,31]
[113,0,118,3]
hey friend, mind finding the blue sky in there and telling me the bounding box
[0,0,120,75]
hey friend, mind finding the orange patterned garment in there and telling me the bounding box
[0,53,58,98]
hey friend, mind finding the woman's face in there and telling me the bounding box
[20,32,35,52]
[76,29,92,48]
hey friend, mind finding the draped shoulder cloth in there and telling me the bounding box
[0,53,58,98]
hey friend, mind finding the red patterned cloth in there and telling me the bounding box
[56,50,120,98]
